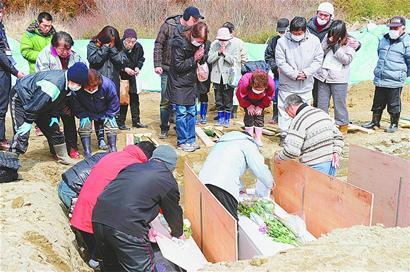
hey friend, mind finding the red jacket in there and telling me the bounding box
[236,72,275,109]
[70,145,148,234]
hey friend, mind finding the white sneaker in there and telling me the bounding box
[88,259,100,269]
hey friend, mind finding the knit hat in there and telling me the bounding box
[277,18,290,33]
[317,2,334,17]
[123,28,137,39]
[150,145,177,172]
[389,16,406,27]
[216,27,232,41]
[67,62,89,86]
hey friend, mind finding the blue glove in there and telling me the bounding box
[104,116,117,127]
[49,117,59,127]
[16,122,32,136]
[80,117,91,128]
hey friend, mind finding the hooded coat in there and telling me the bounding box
[70,145,148,234]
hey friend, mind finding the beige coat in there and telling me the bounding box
[208,39,240,84]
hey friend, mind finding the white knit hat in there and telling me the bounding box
[317,2,334,17]
[215,27,232,41]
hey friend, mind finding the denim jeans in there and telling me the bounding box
[57,181,78,209]
[310,161,336,177]
[175,104,196,146]
[160,71,171,131]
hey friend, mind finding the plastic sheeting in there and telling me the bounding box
[7,22,409,92]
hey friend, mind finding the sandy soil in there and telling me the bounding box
[0,81,409,271]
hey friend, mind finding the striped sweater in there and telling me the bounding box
[278,105,344,166]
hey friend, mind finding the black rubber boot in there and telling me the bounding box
[362,112,382,129]
[232,105,238,119]
[107,134,117,153]
[80,136,92,158]
[385,113,400,133]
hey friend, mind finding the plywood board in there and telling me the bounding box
[184,162,238,263]
[348,124,375,134]
[348,145,410,227]
[195,127,215,147]
[150,216,207,271]
[184,163,203,247]
[272,159,373,238]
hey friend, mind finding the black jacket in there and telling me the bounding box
[307,17,333,42]
[87,41,129,93]
[13,70,69,123]
[92,160,183,238]
[264,35,281,78]
[62,152,107,194]
[120,41,145,93]
[166,33,199,106]
[0,50,18,75]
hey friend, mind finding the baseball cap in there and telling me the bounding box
[277,18,290,33]
[389,16,406,27]
[183,6,204,21]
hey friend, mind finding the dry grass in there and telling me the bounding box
[5,0,322,43]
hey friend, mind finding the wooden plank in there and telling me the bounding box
[150,216,207,271]
[348,145,410,227]
[125,133,134,146]
[201,183,238,262]
[272,159,373,238]
[184,163,203,248]
[195,127,215,147]
[348,124,375,134]
[184,162,238,262]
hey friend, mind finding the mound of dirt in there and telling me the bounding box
[202,225,410,271]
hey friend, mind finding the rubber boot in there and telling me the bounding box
[254,127,263,147]
[362,112,382,129]
[200,102,208,124]
[385,113,400,133]
[232,105,238,119]
[80,136,92,158]
[338,124,348,136]
[216,111,224,126]
[245,126,254,138]
[53,143,75,165]
[107,134,117,153]
[223,112,231,127]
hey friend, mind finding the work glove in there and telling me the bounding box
[247,105,256,116]
[80,117,91,128]
[254,106,263,116]
[104,116,117,127]
[16,122,32,136]
[49,117,59,127]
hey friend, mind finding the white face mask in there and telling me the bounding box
[85,87,98,94]
[389,30,401,40]
[291,34,304,42]
[317,17,328,26]
[191,40,202,47]
[252,88,264,94]
[68,84,81,92]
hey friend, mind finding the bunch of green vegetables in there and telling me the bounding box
[238,199,298,245]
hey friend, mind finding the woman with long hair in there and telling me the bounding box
[166,22,208,152]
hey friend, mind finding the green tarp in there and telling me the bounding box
[8,22,409,92]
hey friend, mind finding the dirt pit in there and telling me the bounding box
[0,81,409,271]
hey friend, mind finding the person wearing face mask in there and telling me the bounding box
[87,26,128,150]
[166,22,208,152]
[363,17,410,133]
[315,20,357,135]
[208,27,241,127]
[236,70,275,146]
[71,69,120,157]
[154,6,204,139]
[118,28,147,130]
[35,31,86,159]
[8,62,89,164]
[265,18,290,125]
[275,16,324,146]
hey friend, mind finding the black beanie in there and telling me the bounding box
[67,62,89,86]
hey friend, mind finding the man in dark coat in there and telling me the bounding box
[264,18,289,124]
[9,62,89,164]
[153,6,203,139]
[92,145,183,271]
[118,28,147,130]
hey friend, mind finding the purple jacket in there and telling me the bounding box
[71,75,119,120]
